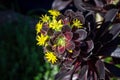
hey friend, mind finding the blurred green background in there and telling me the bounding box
[0,14,58,80]
[0,0,59,80]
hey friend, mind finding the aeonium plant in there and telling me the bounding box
[36,9,120,80]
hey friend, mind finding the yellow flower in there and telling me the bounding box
[36,34,48,46]
[45,52,57,64]
[49,18,63,31]
[36,21,42,34]
[40,14,50,22]
[72,19,83,28]
[48,10,60,17]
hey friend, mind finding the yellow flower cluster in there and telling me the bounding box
[35,10,62,64]
[45,51,57,64]
[36,34,48,46]
[49,18,63,31]
[36,21,42,34]
[48,10,60,17]
[40,14,50,22]
[35,10,83,64]
[72,19,83,28]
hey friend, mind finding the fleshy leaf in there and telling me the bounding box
[86,40,94,53]
[63,58,76,69]
[94,0,104,7]
[87,71,97,80]
[52,0,72,10]
[95,60,105,79]
[57,46,65,54]
[78,65,88,80]
[47,28,54,36]
[66,41,75,51]
[73,0,86,11]
[100,23,120,43]
[55,66,77,80]
[109,23,120,41]
[62,25,71,33]
[104,9,118,22]
[85,11,96,31]
[72,50,80,58]
[111,47,120,58]
[75,29,87,41]
[64,32,73,41]
[97,37,120,56]
[55,69,68,80]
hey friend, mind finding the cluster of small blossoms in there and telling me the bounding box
[36,10,85,64]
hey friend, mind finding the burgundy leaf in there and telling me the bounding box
[53,32,61,39]
[75,29,87,41]
[55,65,77,80]
[64,9,76,22]
[40,29,47,35]
[97,36,120,56]
[47,28,54,36]
[104,9,118,22]
[95,60,105,79]
[94,0,104,7]
[99,23,120,44]
[62,25,71,33]
[86,40,94,53]
[42,23,49,31]
[93,72,98,80]
[64,32,73,41]
[109,23,120,41]
[78,65,88,80]
[72,33,79,40]
[52,0,72,10]
[55,69,68,80]
[72,50,80,58]
[62,17,70,25]
[63,58,76,68]
[73,0,86,11]
[87,71,97,80]
[66,41,75,51]
[57,46,65,54]
[85,11,96,31]
[111,47,120,58]
[105,74,110,80]
[61,73,78,80]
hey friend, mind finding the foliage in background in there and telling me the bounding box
[0,15,58,80]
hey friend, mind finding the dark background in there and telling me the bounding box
[0,0,53,14]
